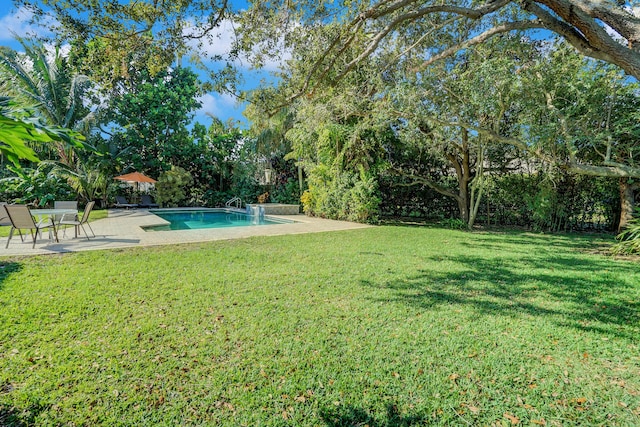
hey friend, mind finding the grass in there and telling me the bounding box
[0,226,638,426]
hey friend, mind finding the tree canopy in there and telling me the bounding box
[14,0,230,87]
[237,1,640,91]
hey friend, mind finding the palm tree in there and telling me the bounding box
[0,37,94,167]
[0,96,84,167]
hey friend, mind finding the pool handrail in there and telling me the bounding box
[225,197,242,209]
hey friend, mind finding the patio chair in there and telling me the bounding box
[4,205,58,248]
[54,200,78,225]
[1,203,20,243]
[0,203,12,226]
[60,201,96,240]
[139,194,159,208]
[114,196,138,209]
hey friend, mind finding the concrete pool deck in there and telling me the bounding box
[1,208,372,257]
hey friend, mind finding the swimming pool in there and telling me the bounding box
[143,209,295,231]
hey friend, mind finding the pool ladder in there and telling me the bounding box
[225,197,242,209]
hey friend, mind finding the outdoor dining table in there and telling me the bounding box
[29,208,78,241]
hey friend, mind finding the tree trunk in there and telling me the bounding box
[457,178,470,224]
[298,162,304,194]
[448,127,473,225]
[468,142,486,229]
[618,177,638,232]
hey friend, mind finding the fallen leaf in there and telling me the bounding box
[468,406,480,414]
[531,419,546,425]
[449,373,460,381]
[503,412,520,425]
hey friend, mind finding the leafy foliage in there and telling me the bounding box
[0,162,74,206]
[15,0,230,88]
[0,38,94,166]
[0,97,85,167]
[107,67,202,174]
[155,165,194,207]
[612,209,640,255]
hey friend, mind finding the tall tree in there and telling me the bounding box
[244,104,306,193]
[106,66,203,174]
[388,37,536,227]
[519,44,640,229]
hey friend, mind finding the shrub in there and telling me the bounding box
[440,218,468,230]
[0,163,74,206]
[302,167,380,223]
[270,177,300,204]
[611,209,640,255]
[155,166,193,207]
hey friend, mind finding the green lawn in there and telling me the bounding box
[0,227,638,426]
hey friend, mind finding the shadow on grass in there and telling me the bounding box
[363,250,639,341]
[0,262,22,289]
[321,403,428,427]
[463,231,613,253]
[0,403,48,427]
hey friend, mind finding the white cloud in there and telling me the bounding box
[0,7,55,42]
[196,92,239,120]
[184,18,291,72]
[191,18,237,58]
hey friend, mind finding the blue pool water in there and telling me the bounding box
[143,209,294,231]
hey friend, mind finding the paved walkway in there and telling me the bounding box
[1,209,372,257]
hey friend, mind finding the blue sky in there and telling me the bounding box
[0,1,278,128]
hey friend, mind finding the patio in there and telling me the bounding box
[1,209,372,256]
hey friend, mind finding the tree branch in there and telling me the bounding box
[393,169,461,200]
[524,0,640,77]
[566,160,640,177]
[414,20,545,72]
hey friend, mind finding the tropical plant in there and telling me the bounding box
[0,163,74,206]
[0,96,85,167]
[612,209,640,255]
[0,38,94,166]
[55,161,109,205]
[14,0,229,88]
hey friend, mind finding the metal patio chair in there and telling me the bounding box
[4,205,58,248]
